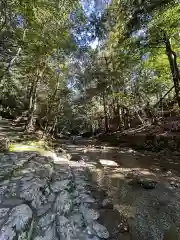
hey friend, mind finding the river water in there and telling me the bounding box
[64,138,180,239]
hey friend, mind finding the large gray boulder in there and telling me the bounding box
[0,204,32,240]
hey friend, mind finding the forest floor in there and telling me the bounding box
[1,120,180,239]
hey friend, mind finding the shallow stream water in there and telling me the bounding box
[64,139,180,239]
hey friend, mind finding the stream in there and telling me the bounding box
[1,119,180,239]
[64,138,180,239]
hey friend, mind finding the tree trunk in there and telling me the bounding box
[44,75,60,134]
[165,37,180,108]
[25,76,38,132]
[102,91,109,133]
[135,108,145,125]
[26,65,46,131]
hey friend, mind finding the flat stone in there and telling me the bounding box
[54,190,72,214]
[6,204,32,230]
[80,193,95,203]
[34,225,58,240]
[92,222,109,239]
[0,226,16,240]
[11,176,23,181]
[53,155,68,164]
[47,193,55,203]
[0,208,9,218]
[70,212,84,228]
[8,153,18,162]
[38,213,55,231]
[21,176,33,181]
[50,179,71,193]
[81,206,100,223]
[0,204,32,239]
[37,203,52,216]
[2,198,23,207]
[20,180,46,208]
[0,180,9,186]
[57,215,79,239]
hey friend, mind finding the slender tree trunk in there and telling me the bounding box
[25,76,38,131]
[102,91,109,132]
[26,65,46,131]
[135,108,145,125]
[165,37,180,108]
[44,75,59,134]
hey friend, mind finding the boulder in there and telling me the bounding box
[0,204,32,239]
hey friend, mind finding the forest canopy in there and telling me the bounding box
[0,0,180,135]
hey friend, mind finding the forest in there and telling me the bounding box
[1,1,180,239]
[0,0,180,136]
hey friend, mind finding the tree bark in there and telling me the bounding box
[154,86,174,108]
[44,75,60,134]
[165,37,180,108]
[102,91,109,132]
[26,65,46,131]
[25,76,38,131]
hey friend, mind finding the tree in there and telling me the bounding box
[0,0,80,132]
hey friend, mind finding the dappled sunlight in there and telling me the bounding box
[86,162,97,168]
[140,169,156,177]
[86,148,102,153]
[10,144,43,152]
[110,172,125,179]
[99,159,119,167]
[114,203,136,219]
[21,168,36,174]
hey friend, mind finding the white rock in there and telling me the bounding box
[80,193,95,203]
[81,206,99,223]
[34,225,58,240]
[38,213,55,230]
[54,190,72,214]
[70,213,84,228]
[92,222,109,239]
[0,208,9,217]
[6,204,32,231]
[0,225,16,240]
[51,179,70,193]
[20,180,45,208]
[57,216,79,240]
[0,204,32,240]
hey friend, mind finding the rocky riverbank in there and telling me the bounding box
[0,149,109,240]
